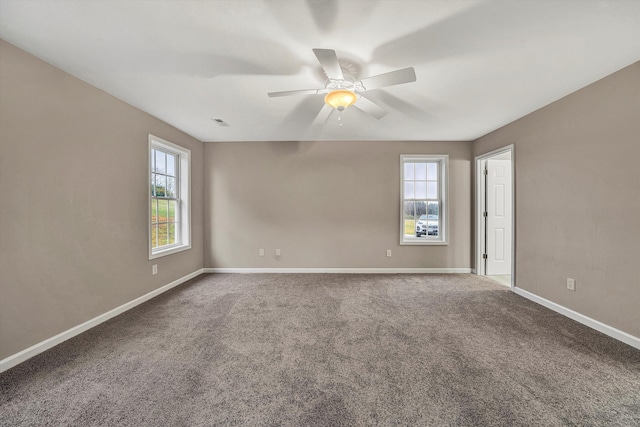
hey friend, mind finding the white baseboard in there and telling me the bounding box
[513,287,640,351]
[203,267,473,274]
[0,269,204,374]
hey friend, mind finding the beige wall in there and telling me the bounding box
[204,140,473,269]
[0,40,204,359]
[475,61,640,338]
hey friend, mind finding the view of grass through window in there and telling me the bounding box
[151,148,178,248]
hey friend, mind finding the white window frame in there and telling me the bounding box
[149,134,191,259]
[400,154,449,245]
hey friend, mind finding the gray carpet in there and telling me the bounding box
[1,273,639,426]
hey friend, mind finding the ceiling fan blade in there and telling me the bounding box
[268,89,319,98]
[353,96,388,120]
[312,104,334,125]
[312,48,344,80]
[359,67,416,91]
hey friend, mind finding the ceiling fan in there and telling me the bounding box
[268,48,417,125]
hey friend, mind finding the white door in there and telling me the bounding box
[486,159,512,275]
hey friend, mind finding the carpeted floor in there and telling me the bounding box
[1,273,639,426]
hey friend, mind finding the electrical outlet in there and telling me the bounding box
[567,278,576,291]
[152,264,158,275]
[259,249,265,257]
[386,249,392,257]
[275,249,281,256]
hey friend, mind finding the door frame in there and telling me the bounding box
[475,144,515,289]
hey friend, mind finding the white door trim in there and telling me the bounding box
[475,145,515,289]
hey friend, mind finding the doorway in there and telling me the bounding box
[475,145,514,288]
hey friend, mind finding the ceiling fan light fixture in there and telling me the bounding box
[324,90,357,111]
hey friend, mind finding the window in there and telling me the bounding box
[149,135,191,259]
[400,154,448,245]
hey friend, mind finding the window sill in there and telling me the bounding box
[400,238,448,246]
[149,243,191,260]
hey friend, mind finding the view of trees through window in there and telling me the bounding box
[150,148,178,248]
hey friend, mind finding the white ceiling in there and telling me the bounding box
[1,0,639,142]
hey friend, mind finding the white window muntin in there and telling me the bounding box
[400,154,448,245]
[149,135,191,259]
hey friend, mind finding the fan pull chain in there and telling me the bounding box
[338,111,343,127]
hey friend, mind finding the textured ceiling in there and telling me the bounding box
[1,0,639,142]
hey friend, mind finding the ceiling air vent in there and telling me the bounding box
[211,118,230,127]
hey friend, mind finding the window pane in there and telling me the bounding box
[427,201,439,218]
[150,173,156,196]
[155,175,167,197]
[415,163,427,180]
[427,162,438,180]
[427,201,439,237]
[151,149,156,173]
[404,162,414,180]
[427,181,438,199]
[168,223,176,245]
[158,223,168,247]
[404,181,414,199]
[151,199,157,224]
[403,201,416,237]
[414,202,427,238]
[167,154,176,177]
[166,177,176,198]
[415,181,427,199]
[151,225,157,248]
[158,199,169,223]
[155,150,166,174]
[168,200,176,223]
